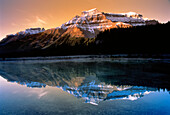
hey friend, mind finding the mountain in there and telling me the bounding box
[59,8,134,38]
[0,28,45,46]
[0,8,162,57]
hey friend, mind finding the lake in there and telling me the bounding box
[0,58,170,115]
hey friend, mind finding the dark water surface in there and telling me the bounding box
[0,58,170,115]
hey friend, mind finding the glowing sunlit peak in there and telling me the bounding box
[81,8,101,16]
[86,8,97,12]
[120,12,138,17]
[126,12,137,16]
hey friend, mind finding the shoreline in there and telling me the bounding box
[0,54,170,62]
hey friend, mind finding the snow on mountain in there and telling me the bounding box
[103,11,145,26]
[16,28,45,36]
[81,8,102,16]
[57,8,132,38]
[60,8,115,32]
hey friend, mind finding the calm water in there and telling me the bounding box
[0,58,170,115]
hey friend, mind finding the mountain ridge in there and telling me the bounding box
[1,8,158,41]
[0,8,165,57]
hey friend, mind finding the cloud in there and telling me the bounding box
[11,23,17,26]
[24,16,47,28]
[9,16,47,33]
[36,16,47,24]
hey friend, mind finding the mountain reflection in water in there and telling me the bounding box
[0,59,170,105]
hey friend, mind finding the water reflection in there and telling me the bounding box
[0,59,170,105]
[57,82,157,105]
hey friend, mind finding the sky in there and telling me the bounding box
[0,0,170,40]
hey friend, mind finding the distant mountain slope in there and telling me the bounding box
[0,28,45,46]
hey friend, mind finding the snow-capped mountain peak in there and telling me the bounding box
[59,8,135,38]
[123,12,140,17]
[57,8,158,38]
[81,8,102,16]
[16,28,45,35]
